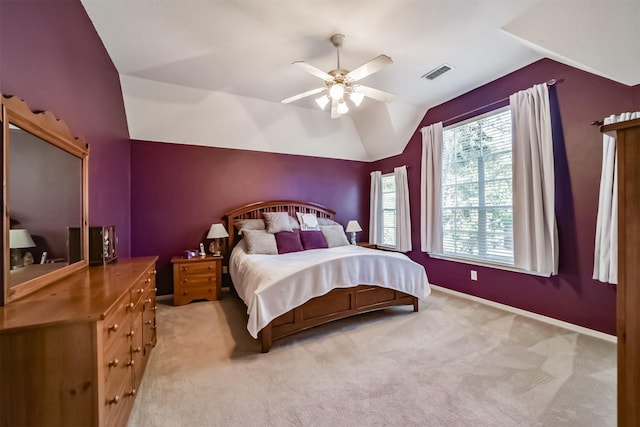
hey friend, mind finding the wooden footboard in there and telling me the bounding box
[258,285,418,353]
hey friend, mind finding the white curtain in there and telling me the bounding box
[420,122,443,253]
[394,166,412,252]
[593,111,640,284]
[510,83,558,276]
[369,171,382,245]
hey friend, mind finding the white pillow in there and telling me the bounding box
[320,225,350,247]
[296,212,320,231]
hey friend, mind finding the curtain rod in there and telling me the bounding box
[427,79,559,129]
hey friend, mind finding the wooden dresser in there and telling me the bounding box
[0,257,158,427]
[171,255,222,305]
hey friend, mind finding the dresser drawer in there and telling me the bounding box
[176,285,217,303]
[102,296,133,354]
[178,274,217,288]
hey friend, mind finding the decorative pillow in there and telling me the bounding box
[300,230,328,250]
[289,215,300,230]
[263,212,293,234]
[317,217,340,227]
[320,225,350,248]
[243,230,278,255]
[236,218,265,235]
[295,212,321,231]
[274,230,304,254]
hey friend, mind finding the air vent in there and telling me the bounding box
[422,64,454,80]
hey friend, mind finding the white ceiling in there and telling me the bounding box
[81,0,639,161]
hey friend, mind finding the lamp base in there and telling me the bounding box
[209,240,222,257]
[350,232,357,245]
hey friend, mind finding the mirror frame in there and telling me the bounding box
[1,94,89,305]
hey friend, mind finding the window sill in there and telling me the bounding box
[427,253,550,277]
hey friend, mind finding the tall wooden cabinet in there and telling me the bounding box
[0,257,158,427]
[601,118,640,427]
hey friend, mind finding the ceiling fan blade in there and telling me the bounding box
[346,55,393,82]
[331,98,339,119]
[281,87,326,104]
[354,85,396,103]
[293,61,333,81]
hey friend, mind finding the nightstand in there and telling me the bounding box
[357,242,377,249]
[171,255,223,306]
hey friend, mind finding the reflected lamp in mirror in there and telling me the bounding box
[207,223,229,256]
[345,220,362,245]
[9,229,36,270]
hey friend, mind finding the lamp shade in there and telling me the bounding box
[345,220,362,233]
[207,223,229,239]
[10,229,35,249]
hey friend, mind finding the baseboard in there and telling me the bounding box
[429,284,617,344]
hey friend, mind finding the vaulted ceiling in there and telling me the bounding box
[81,0,639,161]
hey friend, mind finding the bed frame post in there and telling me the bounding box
[260,323,273,353]
[413,296,419,312]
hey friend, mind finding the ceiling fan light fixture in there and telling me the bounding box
[349,91,364,107]
[337,100,349,115]
[329,83,345,100]
[315,95,330,110]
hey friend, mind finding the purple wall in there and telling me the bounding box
[371,58,639,335]
[0,0,132,256]
[130,141,369,294]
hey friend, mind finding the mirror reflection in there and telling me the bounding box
[8,123,83,289]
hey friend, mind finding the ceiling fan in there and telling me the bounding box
[281,34,396,118]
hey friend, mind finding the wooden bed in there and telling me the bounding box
[225,200,419,352]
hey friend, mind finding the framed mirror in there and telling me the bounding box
[2,94,89,305]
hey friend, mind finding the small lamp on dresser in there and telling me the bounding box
[345,220,362,245]
[9,229,36,269]
[207,223,229,256]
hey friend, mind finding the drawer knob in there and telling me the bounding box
[145,298,152,304]
[154,287,158,292]
[126,360,135,368]
[151,306,158,311]
[108,324,119,332]
[126,389,136,397]
[183,279,188,283]
[146,341,154,347]
[108,396,120,405]
[108,358,119,367]
[137,288,144,294]
[208,264,213,269]
[145,320,153,325]
[181,266,187,272]
[127,330,135,337]
[146,278,151,283]
[133,347,142,353]
[127,302,135,310]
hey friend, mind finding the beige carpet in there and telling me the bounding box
[127,289,616,427]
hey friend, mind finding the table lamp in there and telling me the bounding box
[10,229,36,269]
[345,220,362,245]
[207,223,229,256]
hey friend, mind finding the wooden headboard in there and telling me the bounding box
[224,200,336,250]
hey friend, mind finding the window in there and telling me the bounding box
[441,107,513,265]
[381,173,396,247]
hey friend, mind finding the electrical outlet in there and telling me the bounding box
[470,270,478,281]
[222,266,228,274]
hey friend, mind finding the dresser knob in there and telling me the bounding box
[126,330,135,337]
[108,324,119,332]
[133,347,142,353]
[108,358,119,367]
[126,360,135,367]
[145,320,153,325]
[146,278,151,283]
[181,266,187,272]
[126,389,136,397]
[137,288,144,294]
[108,396,120,405]
[154,287,158,292]
[153,270,157,274]
[183,279,188,283]
[127,302,135,310]
[151,306,158,311]
[146,340,154,347]
[145,298,152,304]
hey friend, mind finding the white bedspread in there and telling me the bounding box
[229,241,430,338]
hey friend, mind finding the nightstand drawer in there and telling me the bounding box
[179,274,216,288]
[176,285,217,303]
[177,261,217,275]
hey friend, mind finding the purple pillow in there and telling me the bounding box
[274,230,304,254]
[300,230,328,250]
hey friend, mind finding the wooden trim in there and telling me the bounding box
[610,119,640,427]
[1,94,7,306]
